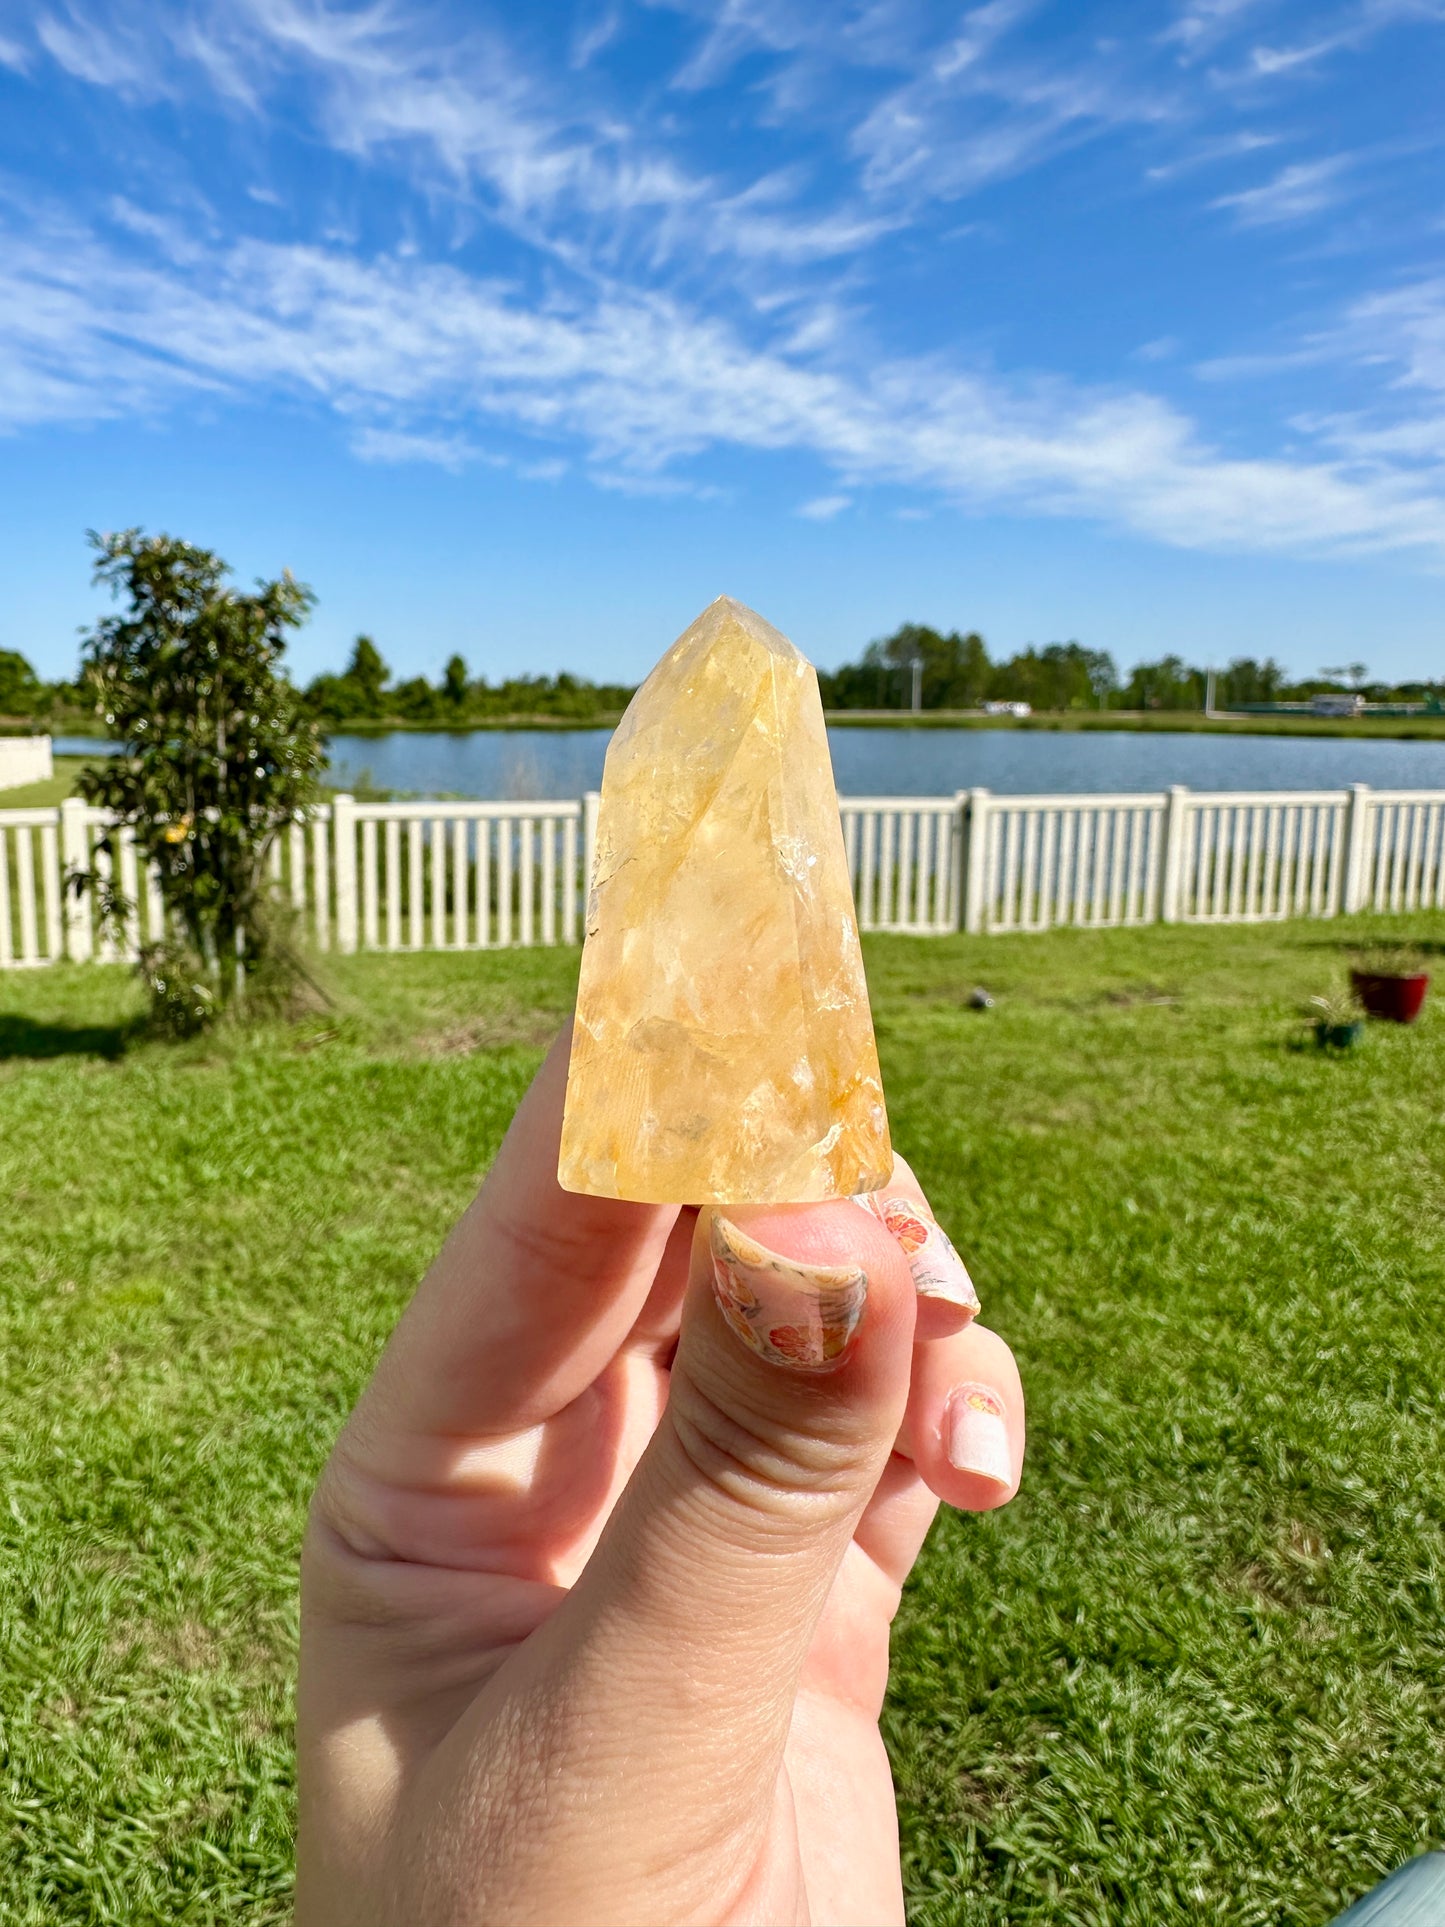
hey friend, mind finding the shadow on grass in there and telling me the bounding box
[0,1014,140,1061]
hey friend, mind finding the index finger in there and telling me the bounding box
[357,1024,679,1444]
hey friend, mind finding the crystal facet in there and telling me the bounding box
[559,595,891,1205]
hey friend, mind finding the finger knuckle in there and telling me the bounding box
[666,1374,882,1536]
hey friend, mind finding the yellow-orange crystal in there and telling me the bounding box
[558,595,891,1205]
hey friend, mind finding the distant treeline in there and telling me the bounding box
[301,637,634,724]
[2,623,1439,728]
[0,636,634,728]
[818,623,1443,712]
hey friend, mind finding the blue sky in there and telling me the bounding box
[1,0,1443,687]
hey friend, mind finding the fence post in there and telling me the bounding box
[1160,785,1189,924]
[582,791,600,916]
[1343,782,1372,914]
[333,793,358,954]
[961,788,991,934]
[59,798,92,962]
[948,790,968,929]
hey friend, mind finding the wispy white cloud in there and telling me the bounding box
[1195,343,1328,380]
[519,456,567,482]
[1244,25,1380,74]
[237,0,701,222]
[11,0,899,279]
[1197,286,1444,386]
[350,426,496,470]
[1217,0,1445,79]
[3,0,1444,580]
[1169,0,1445,57]
[648,0,1021,92]
[257,3,902,275]
[588,467,726,498]
[1196,275,1445,479]
[1302,409,1445,468]
[1345,276,1445,391]
[852,3,1172,202]
[36,0,1110,241]
[1,201,1442,561]
[655,0,819,90]
[644,0,1445,236]
[1162,0,1272,58]
[1145,127,1279,181]
[161,12,264,107]
[34,5,164,93]
[571,4,623,68]
[11,0,1424,287]
[1211,155,1349,226]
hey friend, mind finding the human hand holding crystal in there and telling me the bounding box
[297,1029,1025,1927]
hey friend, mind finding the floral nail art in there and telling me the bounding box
[710,1216,867,1372]
[855,1193,980,1316]
[945,1381,1013,1485]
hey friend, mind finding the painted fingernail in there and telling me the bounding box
[945,1382,1013,1485]
[854,1194,980,1316]
[710,1215,867,1372]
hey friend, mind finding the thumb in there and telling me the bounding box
[523,1200,916,1896]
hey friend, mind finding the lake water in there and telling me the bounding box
[325,727,1445,800]
[55,728,1445,800]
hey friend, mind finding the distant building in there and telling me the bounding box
[983,700,1033,717]
[1310,693,1365,717]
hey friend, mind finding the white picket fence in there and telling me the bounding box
[1,784,1443,968]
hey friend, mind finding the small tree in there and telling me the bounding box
[305,634,393,722]
[1119,654,1205,711]
[443,652,469,709]
[1222,656,1286,706]
[346,635,389,710]
[77,529,324,1027]
[0,648,43,716]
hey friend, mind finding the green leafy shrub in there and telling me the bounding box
[74,529,326,1031]
[140,939,219,1038]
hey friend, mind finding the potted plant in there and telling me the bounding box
[1307,992,1365,1050]
[1349,944,1431,1024]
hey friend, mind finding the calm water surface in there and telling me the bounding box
[55,728,1445,800]
[321,728,1445,800]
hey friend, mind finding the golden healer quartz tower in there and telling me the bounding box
[558,595,891,1205]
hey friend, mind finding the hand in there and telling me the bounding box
[297,1027,1024,1927]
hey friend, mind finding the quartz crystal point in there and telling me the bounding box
[559,595,891,1205]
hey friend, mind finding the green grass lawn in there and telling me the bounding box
[0,758,390,809]
[1,920,1442,1925]
[0,757,100,809]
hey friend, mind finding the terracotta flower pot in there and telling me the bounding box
[1350,969,1430,1024]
